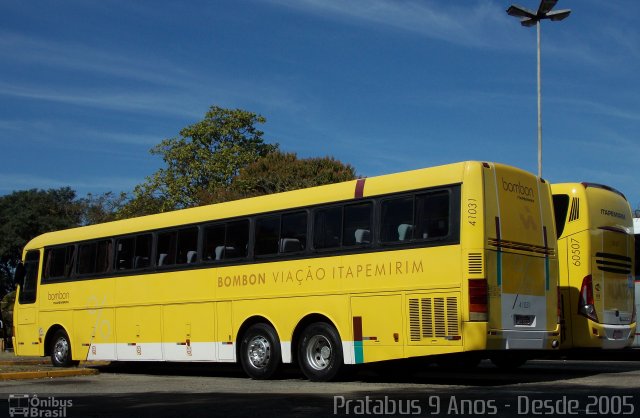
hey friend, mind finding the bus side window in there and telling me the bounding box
[115,237,134,270]
[43,245,75,280]
[176,227,198,264]
[134,234,152,269]
[280,211,307,253]
[343,203,372,246]
[313,206,342,250]
[18,251,40,305]
[415,191,450,240]
[380,196,413,243]
[552,194,570,238]
[78,240,112,275]
[255,216,280,256]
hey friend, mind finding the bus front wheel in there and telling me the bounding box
[239,323,282,380]
[298,322,343,382]
[50,329,76,367]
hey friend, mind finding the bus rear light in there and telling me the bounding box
[578,275,598,322]
[469,279,488,321]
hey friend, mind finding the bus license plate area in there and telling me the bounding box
[613,329,623,339]
[514,315,535,326]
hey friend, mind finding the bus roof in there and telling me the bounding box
[22,161,544,251]
[25,161,480,250]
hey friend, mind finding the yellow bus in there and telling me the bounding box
[634,217,640,348]
[13,161,560,380]
[551,183,636,350]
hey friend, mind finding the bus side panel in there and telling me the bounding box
[162,303,216,361]
[115,305,163,360]
[74,308,116,360]
[351,295,404,363]
[14,306,42,357]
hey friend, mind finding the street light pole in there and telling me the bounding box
[537,20,542,178]
[506,0,571,178]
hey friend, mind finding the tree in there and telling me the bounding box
[118,106,278,217]
[79,192,128,225]
[224,151,357,201]
[0,187,83,294]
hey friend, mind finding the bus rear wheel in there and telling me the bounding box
[239,323,281,380]
[298,322,343,382]
[50,329,76,367]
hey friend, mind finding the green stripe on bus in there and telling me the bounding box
[354,341,364,364]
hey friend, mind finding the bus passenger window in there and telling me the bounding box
[280,211,307,253]
[204,220,249,261]
[415,191,450,240]
[43,245,75,280]
[157,231,177,266]
[313,206,342,250]
[226,220,249,259]
[343,203,372,246]
[255,216,280,256]
[78,240,111,275]
[115,238,134,270]
[116,234,151,270]
[381,196,413,243]
[204,224,225,261]
[134,234,152,268]
[176,227,198,264]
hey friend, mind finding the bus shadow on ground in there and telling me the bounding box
[94,357,640,387]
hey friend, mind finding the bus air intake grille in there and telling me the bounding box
[409,299,421,341]
[408,296,459,342]
[595,252,632,275]
[468,253,483,276]
[568,198,580,222]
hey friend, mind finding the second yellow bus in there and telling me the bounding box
[552,183,636,350]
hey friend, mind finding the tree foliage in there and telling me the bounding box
[79,192,128,225]
[0,187,84,294]
[226,151,357,200]
[118,106,278,217]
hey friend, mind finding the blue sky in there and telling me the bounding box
[1,0,638,209]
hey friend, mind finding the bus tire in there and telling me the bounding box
[239,323,281,380]
[50,329,76,367]
[298,322,343,382]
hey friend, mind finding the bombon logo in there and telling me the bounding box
[48,291,70,304]
[502,178,535,202]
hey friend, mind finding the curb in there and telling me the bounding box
[0,368,99,381]
[0,359,50,366]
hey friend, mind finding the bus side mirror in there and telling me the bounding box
[13,262,25,289]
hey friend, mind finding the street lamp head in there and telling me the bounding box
[506,0,571,26]
[538,0,559,15]
[506,4,536,19]
[546,9,571,21]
